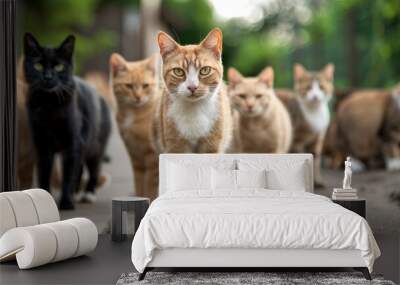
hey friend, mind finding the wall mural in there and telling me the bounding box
[9,0,400,236]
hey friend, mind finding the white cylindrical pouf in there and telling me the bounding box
[0,196,17,237]
[0,226,57,269]
[1,192,39,227]
[64,218,98,257]
[0,218,98,269]
[42,221,79,262]
[23,189,59,223]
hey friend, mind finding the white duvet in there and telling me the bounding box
[131,190,380,273]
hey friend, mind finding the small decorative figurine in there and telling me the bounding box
[343,157,352,190]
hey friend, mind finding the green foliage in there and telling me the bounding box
[298,0,400,88]
[22,0,118,73]
[161,0,400,89]
[21,0,400,87]
[162,0,215,44]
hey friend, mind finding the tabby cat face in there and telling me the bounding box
[294,63,334,108]
[23,33,75,92]
[228,67,275,117]
[110,54,157,107]
[157,28,223,102]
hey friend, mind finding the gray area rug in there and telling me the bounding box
[116,272,396,285]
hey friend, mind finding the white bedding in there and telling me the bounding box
[131,190,380,273]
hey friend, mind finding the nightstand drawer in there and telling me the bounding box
[332,199,366,218]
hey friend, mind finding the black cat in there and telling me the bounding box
[23,33,112,210]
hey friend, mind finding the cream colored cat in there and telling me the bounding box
[276,63,334,187]
[153,28,233,153]
[110,53,160,200]
[228,67,292,153]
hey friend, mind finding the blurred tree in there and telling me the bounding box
[20,0,400,87]
[304,0,400,88]
[21,0,139,73]
[160,0,400,89]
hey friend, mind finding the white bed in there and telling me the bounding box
[131,154,380,280]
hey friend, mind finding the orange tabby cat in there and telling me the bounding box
[333,84,400,170]
[84,71,117,113]
[276,64,334,187]
[228,67,292,153]
[110,54,160,200]
[153,28,233,153]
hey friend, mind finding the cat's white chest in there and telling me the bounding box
[299,101,330,133]
[168,95,219,144]
[121,113,134,130]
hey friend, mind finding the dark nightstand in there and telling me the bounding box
[111,196,150,242]
[332,199,366,218]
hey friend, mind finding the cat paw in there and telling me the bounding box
[386,158,400,171]
[97,173,111,188]
[74,191,84,203]
[81,192,96,203]
[59,196,75,210]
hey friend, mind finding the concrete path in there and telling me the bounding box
[60,119,400,234]
[60,120,134,234]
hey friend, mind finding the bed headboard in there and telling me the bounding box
[159,154,314,195]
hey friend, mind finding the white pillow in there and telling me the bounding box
[167,162,212,191]
[236,169,267,189]
[212,168,236,190]
[237,159,308,191]
[267,168,307,191]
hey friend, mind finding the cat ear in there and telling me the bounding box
[110,53,127,76]
[24,33,41,57]
[258,66,274,88]
[294,64,306,81]
[157,31,179,58]
[146,54,156,73]
[322,63,334,81]
[228,68,243,86]
[200,28,223,59]
[58,35,75,61]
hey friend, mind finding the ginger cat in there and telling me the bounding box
[110,54,160,200]
[276,64,334,187]
[227,67,292,153]
[84,71,117,114]
[153,28,233,153]
[331,84,400,170]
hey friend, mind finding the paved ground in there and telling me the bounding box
[60,120,134,234]
[3,121,400,284]
[59,121,400,235]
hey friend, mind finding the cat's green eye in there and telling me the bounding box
[173,68,185,77]
[199,66,211,76]
[54,64,64,72]
[34,63,43,71]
